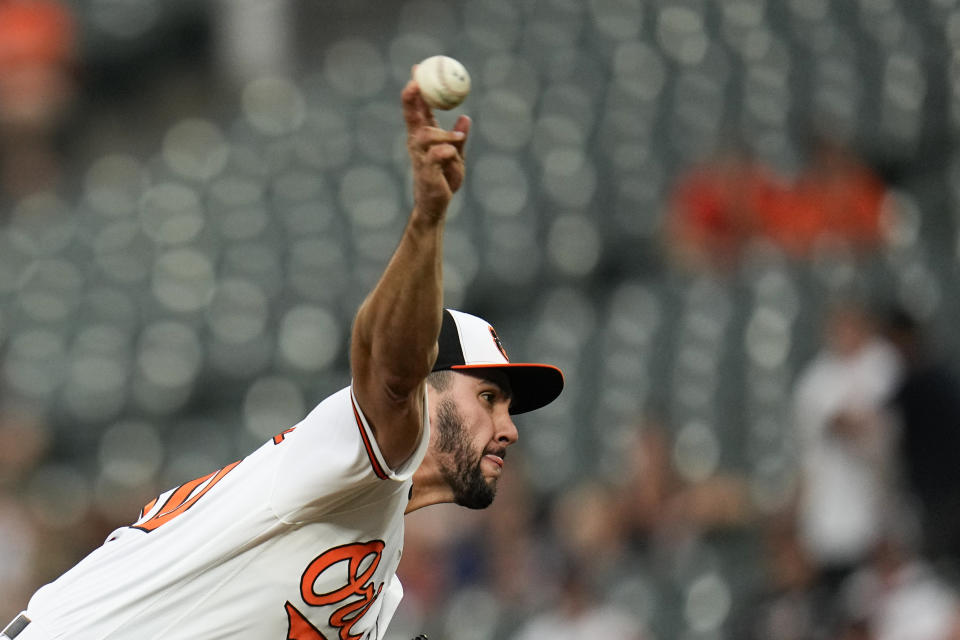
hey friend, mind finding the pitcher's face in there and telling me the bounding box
[430,370,516,509]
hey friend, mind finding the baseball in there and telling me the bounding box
[414,55,471,110]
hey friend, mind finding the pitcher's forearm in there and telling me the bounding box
[352,210,445,398]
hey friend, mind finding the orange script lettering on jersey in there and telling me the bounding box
[288,540,386,640]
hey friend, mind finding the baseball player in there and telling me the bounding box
[1,71,563,640]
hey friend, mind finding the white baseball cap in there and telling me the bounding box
[432,309,564,414]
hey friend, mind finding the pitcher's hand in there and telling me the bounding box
[403,69,470,221]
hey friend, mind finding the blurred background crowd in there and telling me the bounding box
[2,0,960,638]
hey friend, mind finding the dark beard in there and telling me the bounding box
[434,398,496,509]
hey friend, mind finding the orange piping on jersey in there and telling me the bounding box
[284,601,330,640]
[133,460,242,532]
[139,496,159,519]
[350,396,388,480]
[274,426,297,445]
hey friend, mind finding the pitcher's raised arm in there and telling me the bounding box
[350,72,471,470]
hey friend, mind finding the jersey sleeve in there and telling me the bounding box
[268,385,430,524]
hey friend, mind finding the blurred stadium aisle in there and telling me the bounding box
[3,1,960,638]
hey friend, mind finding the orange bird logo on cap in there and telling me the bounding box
[489,327,509,361]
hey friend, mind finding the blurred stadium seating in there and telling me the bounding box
[3,0,960,638]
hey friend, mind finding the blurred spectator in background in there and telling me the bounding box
[552,479,632,585]
[665,145,783,273]
[884,307,960,570]
[617,422,674,547]
[791,301,903,609]
[510,559,646,640]
[0,0,77,200]
[764,137,890,257]
[837,522,960,640]
[479,455,547,617]
[617,419,752,549]
[731,515,824,640]
[667,138,891,272]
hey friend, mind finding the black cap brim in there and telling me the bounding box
[450,363,564,415]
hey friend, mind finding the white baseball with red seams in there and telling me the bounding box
[413,55,471,110]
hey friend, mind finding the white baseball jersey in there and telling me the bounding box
[25,385,430,640]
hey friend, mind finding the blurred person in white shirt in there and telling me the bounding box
[792,301,903,593]
[511,560,647,640]
[839,519,960,640]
